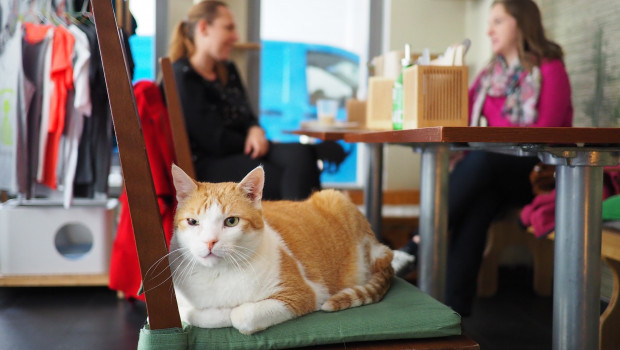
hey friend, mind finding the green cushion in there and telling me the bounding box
[603,194,620,221]
[137,278,461,350]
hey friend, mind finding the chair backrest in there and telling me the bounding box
[159,57,196,179]
[91,0,181,330]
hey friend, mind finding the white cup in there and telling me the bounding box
[317,99,338,125]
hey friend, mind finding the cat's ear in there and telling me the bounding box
[237,166,264,203]
[171,164,197,203]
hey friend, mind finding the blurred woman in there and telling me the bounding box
[169,0,321,200]
[400,0,572,316]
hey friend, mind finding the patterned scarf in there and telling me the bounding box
[470,56,541,126]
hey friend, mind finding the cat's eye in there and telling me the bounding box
[224,217,239,227]
[187,218,198,226]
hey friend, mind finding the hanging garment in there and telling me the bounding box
[57,24,91,208]
[23,23,56,192]
[73,21,112,199]
[0,20,25,194]
[109,81,176,300]
[39,24,75,189]
[22,24,53,198]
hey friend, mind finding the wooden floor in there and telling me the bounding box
[0,266,557,350]
[0,285,145,350]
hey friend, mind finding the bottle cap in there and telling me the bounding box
[401,43,412,67]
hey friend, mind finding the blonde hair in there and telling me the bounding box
[168,0,228,62]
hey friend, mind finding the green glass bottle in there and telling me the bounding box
[392,44,412,130]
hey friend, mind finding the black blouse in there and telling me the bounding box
[172,58,259,159]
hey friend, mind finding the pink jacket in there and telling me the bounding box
[468,59,573,127]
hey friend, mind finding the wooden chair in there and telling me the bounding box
[159,57,196,179]
[91,0,478,348]
[477,208,554,297]
[601,226,620,350]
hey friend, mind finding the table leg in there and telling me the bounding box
[417,144,450,301]
[553,164,603,350]
[364,143,383,241]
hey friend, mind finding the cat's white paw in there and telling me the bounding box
[231,300,294,335]
[183,307,233,328]
[391,250,415,276]
[231,303,264,335]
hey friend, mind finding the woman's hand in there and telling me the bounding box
[244,126,269,159]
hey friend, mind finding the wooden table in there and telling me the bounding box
[345,126,620,350]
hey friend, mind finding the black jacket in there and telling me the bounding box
[172,58,259,159]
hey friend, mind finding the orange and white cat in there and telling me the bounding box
[168,164,397,334]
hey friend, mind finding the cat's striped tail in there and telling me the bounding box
[320,245,394,312]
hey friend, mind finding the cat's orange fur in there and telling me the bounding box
[169,164,394,334]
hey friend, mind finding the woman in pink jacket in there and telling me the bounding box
[400,0,573,316]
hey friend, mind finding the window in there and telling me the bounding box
[306,51,359,106]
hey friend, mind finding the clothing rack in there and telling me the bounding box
[0,0,121,286]
[1,0,124,207]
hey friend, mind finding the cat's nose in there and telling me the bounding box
[206,240,218,250]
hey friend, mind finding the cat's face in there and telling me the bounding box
[171,165,266,269]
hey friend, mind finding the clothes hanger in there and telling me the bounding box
[47,0,69,27]
[18,0,40,24]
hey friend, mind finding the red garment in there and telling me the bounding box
[23,22,53,44]
[41,25,75,188]
[109,81,177,300]
[521,166,620,238]
[519,190,556,238]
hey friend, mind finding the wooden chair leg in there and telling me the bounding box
[601,256,620,350]
[478,214,525,297]
[478,208,555,298]
[477,223,505,297]
[528,234,554,296]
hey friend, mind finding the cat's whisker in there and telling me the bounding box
[232,249,253,268]
[143,268,178,295]
[179,252,198,286]
[218,245,251,272]
[222,249,244,274]
[228,249,256,275]
[160,250,188,277]
[152,251,194,293]
[231,245,258,264]
[170,252,193,280]
[171,251,194,286]
[144,248,190,284]
[188,259,199,284]
[228,244,260,262]
[223,256,240,274]
[145,247,186,276]
[147,255,185,288]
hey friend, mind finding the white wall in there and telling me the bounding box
[388,0,467,53]
[464,0,493,84]
[383,0,471,190]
